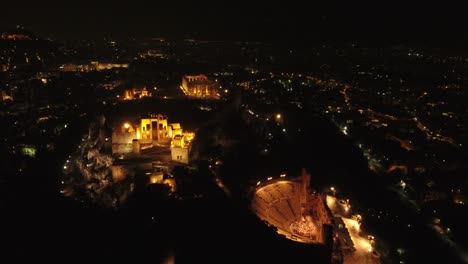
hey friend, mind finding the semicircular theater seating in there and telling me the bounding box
[251,181,302,232]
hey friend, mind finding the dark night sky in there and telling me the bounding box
[0,1,466,43]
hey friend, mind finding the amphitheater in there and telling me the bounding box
[251,169,334,245]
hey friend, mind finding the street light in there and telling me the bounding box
[345,199,351,212]
[275,113,284,125]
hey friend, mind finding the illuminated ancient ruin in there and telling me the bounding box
[181,74,219,98]
[122,87,151,100]
[111,114,194,164]
[251,169,334,245]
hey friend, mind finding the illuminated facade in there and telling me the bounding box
[140,114,170,142]
[181,74,219,98]
[170,132,194,164]
[123,87,151,100]
[111,114,195,164]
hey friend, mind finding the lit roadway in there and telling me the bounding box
[391,185,468,263]
[337,80,457,149]
[327,195,380,264]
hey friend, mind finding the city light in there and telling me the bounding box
[3,20,466,263]
[150,175,158,184]
[342,126,348,135]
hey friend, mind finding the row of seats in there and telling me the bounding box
[252,181,304,231]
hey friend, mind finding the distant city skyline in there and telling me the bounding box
[1,2,466,42]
